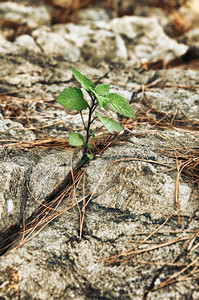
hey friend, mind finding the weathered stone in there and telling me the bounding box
[134,6,170,29]
[31,27,80,61]
[0,148,82,238]
[52,23,94,44]
[0,1,51,28]
[15,34,41,51]
[29,149,82,202]
[0,134,198,298]
[0,2,198,298]
[86,134,198,219]
[0,151,37,238]
[0,33,20,54]
[76,6,117,21]
[0,119,36,141]
[139,87,199,119]
[158,68,199,85]
[1,15,187,67]
[98,16,188,64]
[81,29,128,64]
[178,28,199,47]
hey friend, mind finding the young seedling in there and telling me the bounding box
[56,66,135,161]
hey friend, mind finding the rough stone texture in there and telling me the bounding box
[76,6,117,21]
[179,27,199,47]
[0,145,198,299]
[0,159,32,236]
[0,1,51,28]
[27,149,82,206]
[1,16,188,67]
[15,34,41,51]
[0,1,198,299]
[86,141,197,219]
[81,29,128,64]
[0,149,81,240]
[32,27,81,62]
[0,66,198,298]
[0,33,20,54]
[140,87,199,119]
[97,16,188,64]
[0,118,36,141]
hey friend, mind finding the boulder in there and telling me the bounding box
[32,27,80,62]
[0,1,51,28]
[0,133,198,299]
[0,1,198,298]
[98,16,188,64]
[0,65,198,298]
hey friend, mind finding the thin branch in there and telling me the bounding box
[80,111,86,129]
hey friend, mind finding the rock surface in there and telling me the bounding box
[0,1,51,28]
[0,1,198,299]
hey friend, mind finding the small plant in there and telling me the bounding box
[56,66,135,161]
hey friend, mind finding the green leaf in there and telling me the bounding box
[95,84,110,96]
[71,66,95,92]
[89,129,95,139]
[107,93,136,118]
[91,89,109,109]
[96,112,123,133]
[69,133,84,146]
[96,95,108,109]
[86,153,94,160]
[56,87,88,111]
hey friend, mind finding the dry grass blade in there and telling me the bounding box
[0,138,72,150]
[123,93,199,133]
[153,256,199,290]
[99,206,195,265]
[0,165,88,254]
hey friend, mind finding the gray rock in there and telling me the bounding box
[134,6,170,29]
[31,27,80,61]
[0,133,198,298]
[0,33,20,54]
[0,153,37,238]
[86,134,198,219]
[0,11,189,67]
[15,34,41,52]
[76,6,117,21]
[178,28,199,47]
[29,149,82,202]
[0,1,51,28]
[97,16,188,65]
[54,12,188,66]
[0,149,81,240]
[139,87,199,119]
[81,29,128,64]
[0,2,198,295]
[52,23,94,45]
[0,119,36,141]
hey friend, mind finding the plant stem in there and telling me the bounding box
[80,111,86,129]
[83,95,97,156]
